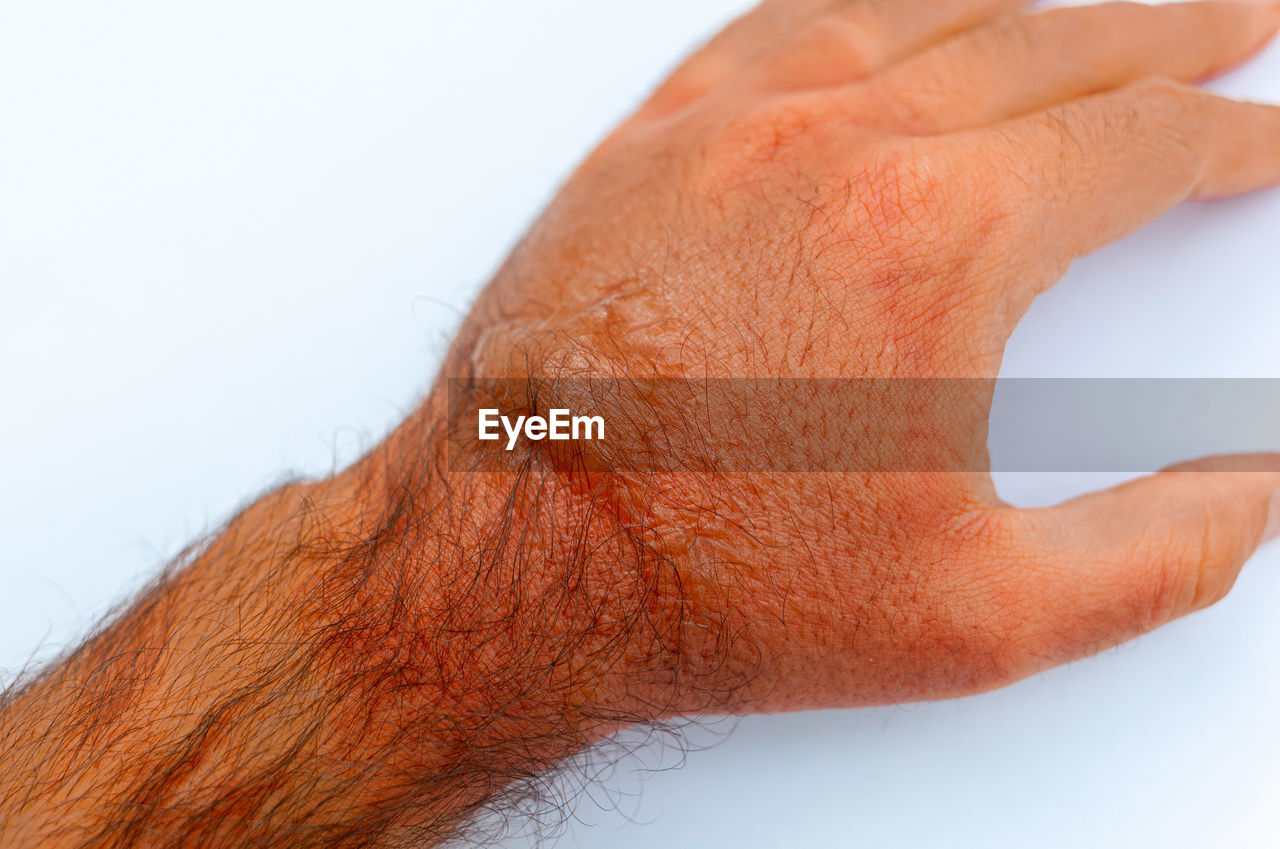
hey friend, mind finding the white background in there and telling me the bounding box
[2,1,1279,846]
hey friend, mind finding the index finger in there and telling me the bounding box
[968,78,1280,283]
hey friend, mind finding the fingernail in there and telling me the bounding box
[1264,489,1280,546]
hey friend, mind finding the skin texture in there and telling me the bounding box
[458,0,1280,710]
[3,0,1280,846]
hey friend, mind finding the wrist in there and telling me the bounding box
[356,391,686,731]
[381,379,761,725]
[0,395,694,847]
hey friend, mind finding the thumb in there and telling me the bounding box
[1012,454,1280,668]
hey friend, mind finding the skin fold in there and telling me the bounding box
[3,1,1280,846]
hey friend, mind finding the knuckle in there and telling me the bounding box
[1127,76,1202,131]
[765,14,880,86]
[861,75,946,136]
[697,94,838,188]
[937,508,1098,690]
[850,141,957,241]
[918,507,1040,694]
[851,140,1014,272]
[643,56,730,118]
[989,11,1044,54]
[1133,549,1200,632]
[1132,526,1234,631]
[1130,74,1195,101]
[1132,75,1204,157]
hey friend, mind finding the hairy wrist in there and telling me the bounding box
[0,382,746,847]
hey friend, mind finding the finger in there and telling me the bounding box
[1008,454,1280,673]
[861,0,1280,135]
[964,78,1280,278]
[644,1,833,116]
[759,0,1031,89]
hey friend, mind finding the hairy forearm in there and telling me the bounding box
[0,397,704,848]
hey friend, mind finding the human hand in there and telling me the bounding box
[445,0,1280,715]
[9,4,1280,845]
